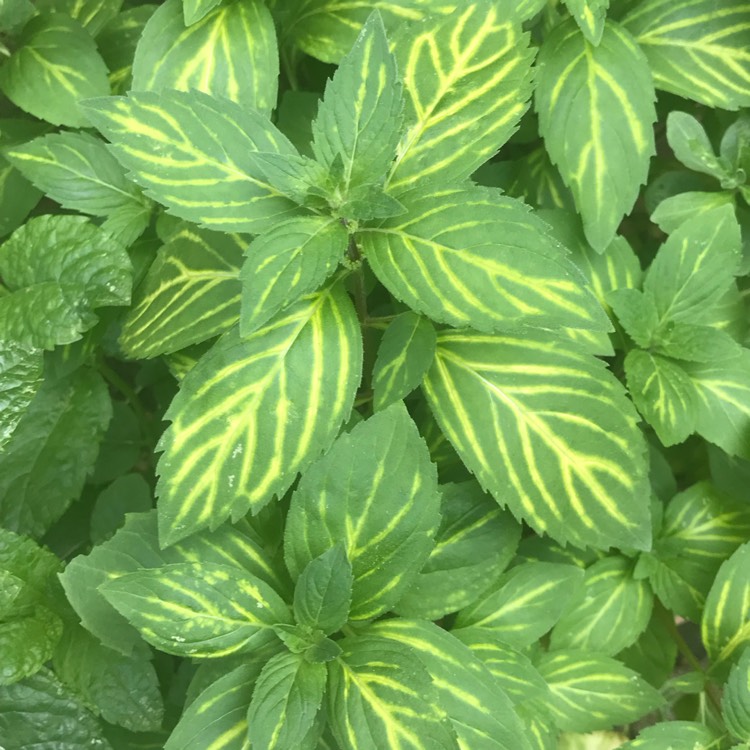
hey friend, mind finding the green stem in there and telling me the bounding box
[353,266,376,396]
[281,45,300,91]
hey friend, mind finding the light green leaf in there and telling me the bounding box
[183,0,220,24]
[454,562,584,648]
[165,663,257,750]
[240,216,347,336]
[83,90,304,234]
[666,112,733,180]
[550,556,653,655]
[120,225,244,359]
[394,480,521,620]
[285,403,440,621]
[132,0,278,114]
[652,191,734,233]
[100,561,291,658]
[359,185,609,334]
[702,541,750,664]
[368,618,531,750]
[387,1,534,190]
[373,312,436,411]
[157,284,361,545]
[623,0,750,109]
[608,288,659,348]
[652,322,742,363]
[311,12,403,197]
[247,651,326,750]
[563,0,609,45]
[0,606,62,686]
[0,14,110,127]
[537,651,663,732]
[423,329,650,550]
[0,342,42,450]
[723,647,750,742]
[619,721,720,749]
[293,545,352,635]
[327,635,458,750]
[36,0,122,34]
[535,20,656,250]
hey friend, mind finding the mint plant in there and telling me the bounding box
[1,0,750,748]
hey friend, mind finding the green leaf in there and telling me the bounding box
[563,0,609,45]
[0,14,110,127]
[35,0,122,34]
[0,342,42,450]
[157,284,361,545]
[358,185,609,334]
[0,668,112,750]
[454,562,584,648]
[165,663,257,750]
[4,131,149,220]
[550,555,653,655]
[623,0,750,109]
[372,312,436,411]
[702,541,750,664]
[619,721,721,749]
[240,216,347,336]
[394,480,521,620]
[0,605,62,686]
[536,650,663,732]
[132,0,278,114]
[100,561,291,658]
[284,403,440,621]
[83,90,304,234]
[183,0,220,24]
[0,368,111,537]
[246,651,326,750]
[619,612,677,688]
[608,288,659,348]
[387,1,535,190]
[0,156,41,238]
[423,329,650,550]
[535,20,656,250]
[652,322,742,363]
[0,215,132,350]
[311,12,403,198]
[120,224,244,358]
[293,545,353,635]
[665,112,733,181]
[368,618,531,750]
[327,635,458,750]
[90,474,152,544]
[652,191,734,234]
[723,647,750,742]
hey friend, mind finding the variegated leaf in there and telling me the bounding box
[157,284,361,546]
[563,0,609,45]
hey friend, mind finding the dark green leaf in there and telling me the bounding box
[722,646,750,741]
[0,341,42,449]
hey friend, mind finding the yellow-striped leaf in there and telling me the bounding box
[702,542,750,664]
[132,0,278,114]
[535,20,656,251]
[246,652,326,750]
[368,619,532,750]
[620,721,720,749]
[164,663,256,750]
[386,1,534,190]
[83,90,304,234]
[454,562,584,648]
[120,225,244,359]
[423,330,651,550]
[372,312,436,411]
[722,647,750,742]
[623,0,750,110]
[157,284,361,546]
[100,561,291,658]
[536,651,663,731]
[284,403,440,621]
[550,556,653,655]
[240,216,348,336]
[36,0,121,35]
[327,635,458,750]
[563,0,609,45]
[358,186,609,334]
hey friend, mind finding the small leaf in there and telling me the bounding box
[182,0,220,24]
[563,0,609,45]
[0,606,62,685]
[722,647,750,742]
[651,191,734,234]
[35,0,122,35]
[619,721,721,749]
[607,288,659,348]
[665,112,731,179]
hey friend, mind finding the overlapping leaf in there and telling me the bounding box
[623,0,750,109]
[157,284,361,545]
[132,0,278,113]
[536,20,656,250]
[423,330,650,550]
[563,0,609,44]
[722,647,750,742]
[0,342,42,450]
[35,0,122,34]
[387,1,535,190]
[358,185,609,334]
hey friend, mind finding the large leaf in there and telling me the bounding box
[83,90,303,234]
[284,403,440,621]
[0,14,110,127]
[0,342,42,450]
[535,20,656,250]
[422,329,650,550]
[386,1,535,190]
[120,224,244,358]
[132,0,278,113]
[623,0,750,109]
[157,284,361,545]
[358,185,609,334]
